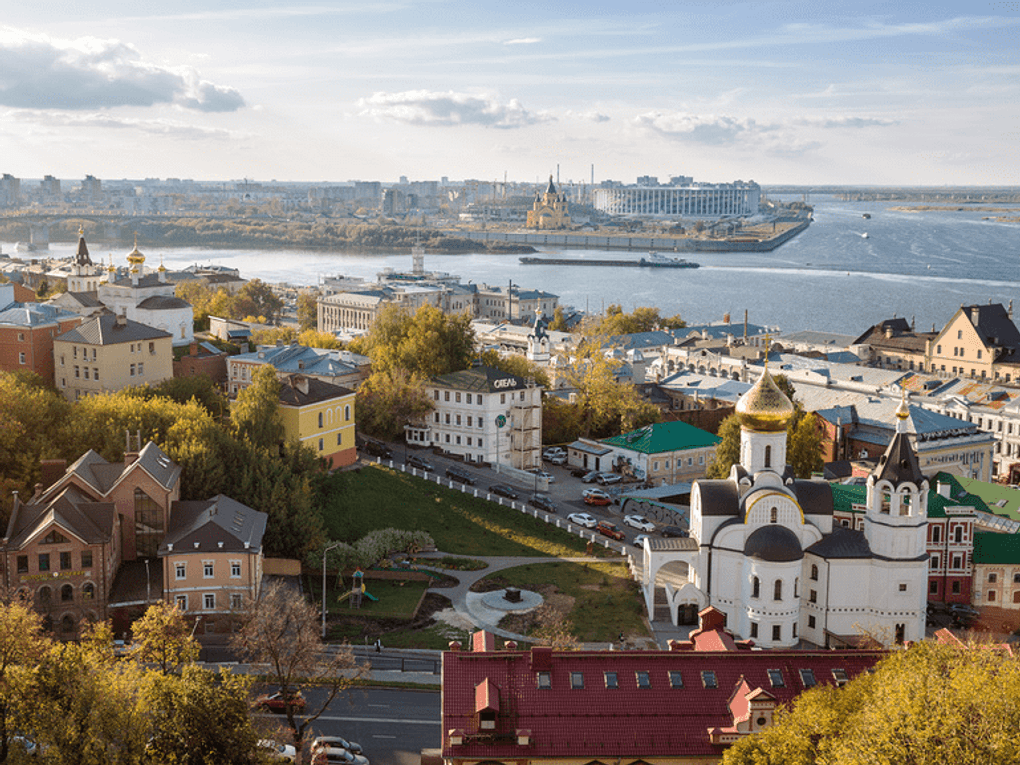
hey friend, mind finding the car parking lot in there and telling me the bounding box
[361,442,690,549]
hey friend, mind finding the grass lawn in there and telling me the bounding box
[324,464,613,558]
[478,561,651,644]
[308,576,430,620]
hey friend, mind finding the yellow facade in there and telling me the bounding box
[279,388,357,469]
[929,309,998,380]
[54,325,173,401]
[526,176,571,230]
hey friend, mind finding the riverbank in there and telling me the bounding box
[445,219,809,253]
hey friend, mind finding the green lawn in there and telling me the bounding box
[479,561,651,644]
[308,576,430,620]
[323,464,612,558]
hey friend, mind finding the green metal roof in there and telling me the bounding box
[828,476,986,519]
[830,483,867,515]
[601,421,720,455]
[973,531,1020,565]
[946,473,1020,523]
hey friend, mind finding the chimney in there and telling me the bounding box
[115,313,127,327]
[937,481,950,498]
[189,341,198,356]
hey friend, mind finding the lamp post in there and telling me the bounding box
[322,541,343,639]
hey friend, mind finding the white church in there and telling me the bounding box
[641,367,929,648]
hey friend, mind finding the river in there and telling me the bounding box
[6,195,1020,335]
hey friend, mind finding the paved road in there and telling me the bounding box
[258,686,440,765]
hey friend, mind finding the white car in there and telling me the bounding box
[567,512,598,528]
[596,472,622,485]
[312,747,370,765]
[311,736,363,755]
[624,515,656,532]
[527,468,555,483]
[259,740,297,762]
[546,453,567,465]
[543,447,566,460]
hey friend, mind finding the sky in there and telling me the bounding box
[1,1,1019,186]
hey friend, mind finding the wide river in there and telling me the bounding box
[7,195,1020,335]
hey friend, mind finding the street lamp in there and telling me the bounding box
[322,541,344,639]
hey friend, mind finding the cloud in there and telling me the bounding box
[809,116,898,129]
[634,112,761,145]
[0,28,244,112]
[4,109,239,139]
[503,37,542,45]
[358,90,552,129]
[572,110,610,123]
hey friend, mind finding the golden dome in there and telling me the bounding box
[126,233,145,265]
[736,370,794,432]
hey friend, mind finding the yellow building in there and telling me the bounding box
[526,176,571,229]
[928,304,1020,382]
[277,374,357,469]
[53,314,173,401]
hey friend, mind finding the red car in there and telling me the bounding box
[596,521,625,541]
[256,690,307,714]
[582,488,612,506]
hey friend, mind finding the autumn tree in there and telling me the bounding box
[705,414,742,479]
[0,600,51,763]
[231,580,364,762]
[788,411,824,479]
[548,305,568,332]
[230,365,284,453]
[350,303,475,378]
[297,290,319,331]
[234,278,284,324]
[355,369,434,441]
[128,602,199,675]
[723,641,1020,765]
[592,305,686,335]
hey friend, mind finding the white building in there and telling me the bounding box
[409,365,542,469]
[592,180,760,219]
[641,369,929,648]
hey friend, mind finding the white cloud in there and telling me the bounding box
[634,112,761,145]
[503,37,542,45]
[4,109,239,140]
[571,110,610,123]
[807,116,898,129]
[0,28,244,112]
[358,90,552,129]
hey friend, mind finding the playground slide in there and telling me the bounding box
[363,591,379,602]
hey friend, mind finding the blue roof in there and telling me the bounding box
[0,302,80,327]
[670,322,769,341]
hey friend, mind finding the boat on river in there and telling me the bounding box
[519,255,699,269]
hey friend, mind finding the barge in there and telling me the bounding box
[519,256,699,269]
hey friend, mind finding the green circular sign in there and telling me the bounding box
[495,415,507,428]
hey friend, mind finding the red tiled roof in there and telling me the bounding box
[442,645,884,759]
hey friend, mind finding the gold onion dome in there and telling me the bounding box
[736,370,794,432]
[126,233,145,266]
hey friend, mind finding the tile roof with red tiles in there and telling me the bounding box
[442,632,884,760]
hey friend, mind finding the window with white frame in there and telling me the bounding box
[175,594,188,610]
[203,561,214,578]
[230,561,241,578]
[230,593,242,610]
[175,562,186,580]
[204,593,215,610]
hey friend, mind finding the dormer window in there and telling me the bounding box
[701,671,718,689]
[570,672,584,689]
[536,672,551,689]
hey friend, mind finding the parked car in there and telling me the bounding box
[256,690,306,714]
[660,525,689,538]
[310,736,363,755]
[489,483,520,499]
[259,740,297,762]
[528,494,557,513]
[632,534,652,548]
[526,468,555,483]
[582,488,612,506]
[311,747,369,765]
[406,454,434,472]
[361,440,393,459]
[567,512,598,528]
[543,447,567,461]
[949,603,980,622]
[624,515,655,532]
[445,466,477,485]
[546,453,567,465]
[581,471,602,483]
[596,520,625,541]
[570,466,589,478]
[596,472,622,485]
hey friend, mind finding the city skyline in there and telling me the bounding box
[2,1,1017,186]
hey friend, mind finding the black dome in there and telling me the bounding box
[744,525,803,562]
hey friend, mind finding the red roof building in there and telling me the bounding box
[441,609,884,763]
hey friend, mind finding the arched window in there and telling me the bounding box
[751,577,760,599]
[344,404,351,421]
[954,526,964,543]
[37,586,52,606]
[60,615,75,634]
[770,508,778,524]
[318,412,323,428]
[810,564,819,581]
[774,579,783,601]
[881,493,891,514]
[60,584,73,602]
[82,583,95,601]
[899,491,911,516]
[764,445,772,468]
[794,577,799,598]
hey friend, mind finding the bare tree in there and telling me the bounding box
[231,580,365,763]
